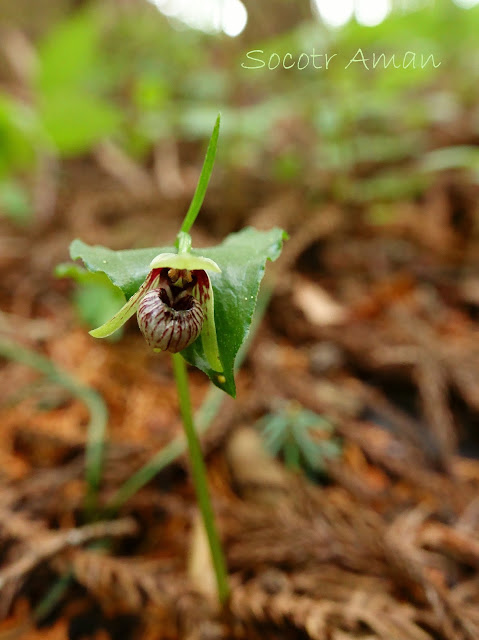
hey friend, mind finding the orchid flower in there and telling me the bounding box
[89,250,223,373]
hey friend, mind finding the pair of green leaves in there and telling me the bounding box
[69,226,285,397]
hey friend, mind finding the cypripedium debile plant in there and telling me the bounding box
[65,115,286,605]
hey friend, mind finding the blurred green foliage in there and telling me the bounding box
[36,11,122,154]
[55,263,125,339]
[0,177,32,223]
[259,402,341,477]
[0,0,478,222]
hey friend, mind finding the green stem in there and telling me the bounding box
[176,231,192,254]
[171,352,230,605]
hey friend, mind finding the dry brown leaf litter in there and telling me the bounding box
[0,160,479,639]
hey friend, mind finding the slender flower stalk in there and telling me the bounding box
[171,352,230,604]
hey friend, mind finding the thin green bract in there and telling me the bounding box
[179,113,220,236]
[70,226,286,397]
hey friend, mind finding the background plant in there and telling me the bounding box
[2,2,479,224]
[259,401,342,478]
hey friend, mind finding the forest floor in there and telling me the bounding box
[1,148,479,640]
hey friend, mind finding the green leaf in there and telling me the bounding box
[39,92,122,155]
[421,146,479,173]
[0,94,43,174]
[0,179,32,225]
[69,226,286,397]
[262,415,289,455]
[37,11,99,92]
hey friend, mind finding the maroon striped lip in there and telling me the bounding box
[137,287,204,353]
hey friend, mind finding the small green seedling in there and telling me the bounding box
[259,401,342,476]
[65,114,286,605]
